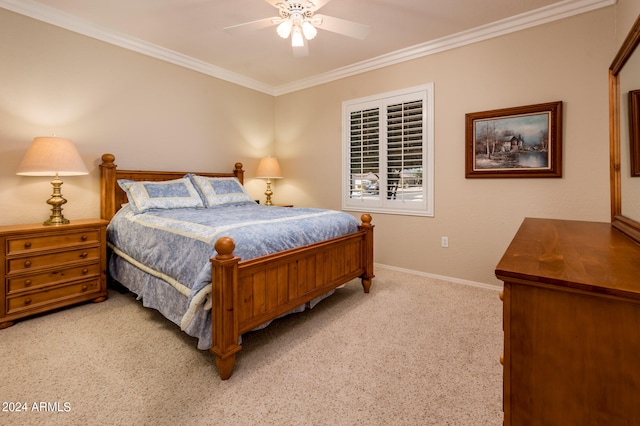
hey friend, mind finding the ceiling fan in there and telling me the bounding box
[224,0,370,57]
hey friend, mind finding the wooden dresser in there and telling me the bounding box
[0,219,109,329]
[496,218,640,426]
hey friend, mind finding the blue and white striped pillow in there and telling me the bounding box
[188,175,253,207]
[118,177,204,214]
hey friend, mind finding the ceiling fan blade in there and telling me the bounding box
[314,14,370,40]
[309,0,333,10]
[223,17,278,34]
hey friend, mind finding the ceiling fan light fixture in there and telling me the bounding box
[225,0,370,57]
[276,20,292,38]
[291,25,304,47]
[301,21,317,40]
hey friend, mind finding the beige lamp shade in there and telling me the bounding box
[255,157,283,179]
[16,137,89,177]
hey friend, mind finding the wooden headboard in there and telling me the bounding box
[99,153,245,221]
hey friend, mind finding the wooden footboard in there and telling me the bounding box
[210,214,374,380]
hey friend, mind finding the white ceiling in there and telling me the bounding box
[0,0,616,95]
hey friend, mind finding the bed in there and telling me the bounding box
[99,154,374,379]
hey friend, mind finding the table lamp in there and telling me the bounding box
[255,157,283,206]
[16,137,89,226]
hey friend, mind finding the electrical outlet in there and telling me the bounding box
[441,236,449,248]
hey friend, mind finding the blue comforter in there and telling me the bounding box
[107,202,360,334]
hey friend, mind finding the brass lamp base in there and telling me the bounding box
[264,178,274,206]
[43,174,70,226]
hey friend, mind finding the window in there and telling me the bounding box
[342,83,434,216]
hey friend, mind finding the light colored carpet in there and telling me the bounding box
[0,267,503,425]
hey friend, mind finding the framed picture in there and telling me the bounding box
[629,89,640,177]
[465,101,563,178]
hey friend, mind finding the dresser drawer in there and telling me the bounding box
[6,278,101,315]
[6,229,101,255]
[6,262,101,294]
[6,247,101,275]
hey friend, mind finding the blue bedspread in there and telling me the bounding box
[107,202,360,340]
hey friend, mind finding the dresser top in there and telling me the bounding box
[496,218,640,300]
[0,219,108,235]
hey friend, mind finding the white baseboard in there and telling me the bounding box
[375,263,501,292]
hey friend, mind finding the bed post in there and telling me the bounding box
[359,214,375,293]
[100,154,117,220]
[209,236,242,380]
[233,162,244,184]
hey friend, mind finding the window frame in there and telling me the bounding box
[342,83,435,217]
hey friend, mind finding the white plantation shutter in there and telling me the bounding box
[386,99,423,201]
[349,107,380,200]
[343,84,434,216]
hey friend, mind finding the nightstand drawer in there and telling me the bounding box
[6,262,101,294]
[6,278,101,315]
[6,247,101,275]
[6,229,101,255]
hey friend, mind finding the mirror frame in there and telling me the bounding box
[610,14,640,244]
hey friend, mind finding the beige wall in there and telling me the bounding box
[617,0,640,44]
[0,5,627,286]
[275,7,617,285]
[0,10,275,226]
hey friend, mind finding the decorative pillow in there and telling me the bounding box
[118,177,205,214]
[188,175,253,207]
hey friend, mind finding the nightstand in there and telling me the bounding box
[0,219,109,329]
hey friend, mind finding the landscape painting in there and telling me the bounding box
[465,101,563,178]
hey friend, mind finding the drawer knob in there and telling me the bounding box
[24,279,32,287]
[500,354,504,365]
[81,235,88,241]
[80,252,88,258]
[81,285,88,292]
[24,242,32,249]
[499,290,504,301]
[82,268,89,275]
[24,298,32,306]
[24,260,32,268]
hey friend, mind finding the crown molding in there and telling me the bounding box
[0,0,616,97]
[0,0,275,95]
[273,0,617,95]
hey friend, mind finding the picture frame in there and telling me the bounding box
[629,89,640,177]
[465,101,563,178]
